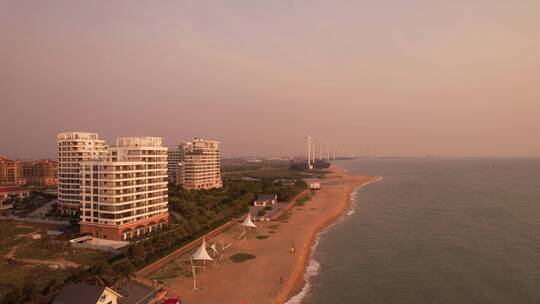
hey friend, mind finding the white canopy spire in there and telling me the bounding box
[192,238,214,261]
[241,213,257,229]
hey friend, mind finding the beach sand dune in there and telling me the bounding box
[152,166,378,304]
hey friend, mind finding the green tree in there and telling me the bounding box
[113,261,136,296]
[87,262,112,286]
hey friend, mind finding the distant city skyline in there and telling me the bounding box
[2,1,540,159]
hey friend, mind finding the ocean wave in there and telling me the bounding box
[347,177,383,216]
[346,190,358,216]
[284,232,323,304]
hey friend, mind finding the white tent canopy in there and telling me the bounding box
[192,238,214,261]
[241,214,257,229]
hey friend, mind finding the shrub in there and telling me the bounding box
[295,194,311,206]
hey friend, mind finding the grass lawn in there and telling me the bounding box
[14,238,109,265]
[0,221,68,296]
[0,263,70,296]
[230,253,256,263]
[0,220,110,298]
[0,222,35,256]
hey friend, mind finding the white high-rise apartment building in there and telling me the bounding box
[58,132,169,241]
[167,148,182,184]
[79,137,169,241]
[176,138,222,190]
[57,132,108,215]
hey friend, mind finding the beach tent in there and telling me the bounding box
[241,214,257,229]
[190,238,213,291]
[192,238,214,261]
[238,214,258,241]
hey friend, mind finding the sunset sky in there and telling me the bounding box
[1,1,539,158]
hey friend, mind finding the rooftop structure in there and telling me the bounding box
[115,136,163,147]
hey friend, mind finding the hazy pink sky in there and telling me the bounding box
[1,1,540,158]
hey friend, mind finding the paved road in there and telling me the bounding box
[27,199,57,217]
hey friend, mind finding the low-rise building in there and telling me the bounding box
[53,281,162,304]
[53,283,122,304]
[309,182,321,190]
[0,185,30,210]
[254,194,278,207]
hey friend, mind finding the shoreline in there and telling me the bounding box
[274,166,380,304]
[150,165,380,304]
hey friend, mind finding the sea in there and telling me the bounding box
[288,158,540,304]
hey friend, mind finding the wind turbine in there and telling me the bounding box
[326,143,331,161]
[293,135,314,169]
[311,138,316,165]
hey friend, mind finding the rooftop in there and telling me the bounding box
[117,281,158,304]
[52,283,110,304]
[256,194,278,201]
